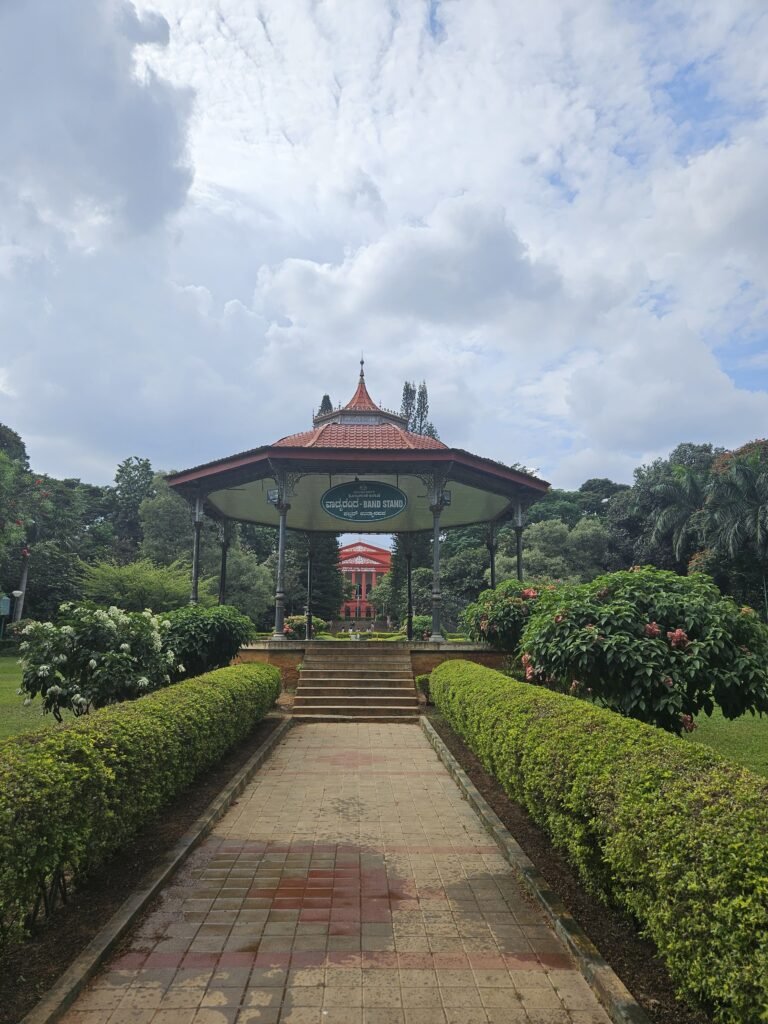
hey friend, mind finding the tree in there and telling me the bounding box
[400,380,438,437]
[140,474,204,565]
[15,541,82,620]
[577,478,630,518]
[650,464,708,563]
[113,457,156,561]
[706,453,768,619]
[367,572,396,623]
[400,382,416,430]
[278,533,344,621]
[0,423,28,467]
[81,559,201,612]
[318,394,333,415]
[526,489,584,528]
[516,521,573,580]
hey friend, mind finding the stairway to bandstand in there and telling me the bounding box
[292,643,420,721]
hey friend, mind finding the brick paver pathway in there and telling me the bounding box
[61,723,611,1024]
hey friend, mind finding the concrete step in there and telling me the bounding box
[299,671,415,679]
[297,686,417,697]
[298,675,414,685]
[291,705,420,719]
[292,714,420,722]
[294,695,419,708]
[301,660,412,670]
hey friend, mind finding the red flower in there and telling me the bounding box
[554,614,564,624]
[644,622,661,638]
[521,587,538,599]
[667,628,689,649]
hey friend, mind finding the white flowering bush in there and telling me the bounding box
[19,604,182,720]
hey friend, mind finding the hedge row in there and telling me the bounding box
[0,663,280,950]
[430,660,768,1024]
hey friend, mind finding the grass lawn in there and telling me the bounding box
[0,656,55,741]
[689,707,768,779]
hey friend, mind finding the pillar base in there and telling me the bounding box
[271,632,287,642]
[429,633,445,643]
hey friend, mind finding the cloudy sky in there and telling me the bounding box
[1,0,767,489]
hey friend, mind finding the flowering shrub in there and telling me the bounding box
[520,566,768,734]
[285,614,328,638]
[462,579,546,651]
[19,604,181,720]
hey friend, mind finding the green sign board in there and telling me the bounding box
[321,481,407,523]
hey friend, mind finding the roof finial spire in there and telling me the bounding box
[360,353,365,379]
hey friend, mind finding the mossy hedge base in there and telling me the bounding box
[429,660,768,1024]
[0,663,280,951]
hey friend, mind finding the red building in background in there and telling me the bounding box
[339,541,391,620]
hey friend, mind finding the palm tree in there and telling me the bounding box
[650,465,708,565]
[705,454,768,619]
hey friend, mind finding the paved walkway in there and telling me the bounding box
[61,723,611,1024]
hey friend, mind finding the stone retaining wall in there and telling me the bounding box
[235,642,507,689]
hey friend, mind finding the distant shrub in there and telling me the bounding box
[285,614,327,638]
[164,605,254,679]
[462,578,545,651]
[521,566,768,734]
[80,559,205,612]
[415,673,431,703]
[411,614,432,640]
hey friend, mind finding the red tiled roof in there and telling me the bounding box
[344,374,381,412]
[274,422,447,450]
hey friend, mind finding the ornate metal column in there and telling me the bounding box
[406,550,413,640]
[427,478,450,643]
[269,469,302,641]
[189,495,204,605]
[486,523,497,590]
[217,521,232,605]
[304,532,316,640]
[514,501,524,582]
[272,500,290,640]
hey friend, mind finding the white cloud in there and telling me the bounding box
[0,0,767,494]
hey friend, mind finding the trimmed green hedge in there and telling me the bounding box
[430,660,768,1024]
[0,663,280,950]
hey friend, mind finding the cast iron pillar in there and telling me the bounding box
[217,521,232,605]
[486,523,497,590]
[430,496,446,643]
[305,533,315,640]
[406,551,413,641]
[189,496,204,605]
[514,501,524,582]
[272,500,290,640]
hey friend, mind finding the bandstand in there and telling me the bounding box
[167,362,549,641]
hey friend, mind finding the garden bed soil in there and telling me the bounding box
[426,708,713,1024]
[0,714,285,1024]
